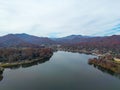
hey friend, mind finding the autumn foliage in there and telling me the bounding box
[0,48,53,63]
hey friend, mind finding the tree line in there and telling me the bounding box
[0,48,53,63]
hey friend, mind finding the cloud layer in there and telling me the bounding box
[0,0,120,37]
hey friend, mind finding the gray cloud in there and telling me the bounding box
[0,0,120,37]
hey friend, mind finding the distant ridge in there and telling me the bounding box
[0,33,120,47]
[0,33,55,47]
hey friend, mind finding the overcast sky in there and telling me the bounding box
[0,0,120,37]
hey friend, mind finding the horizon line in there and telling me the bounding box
[0,33,119,38]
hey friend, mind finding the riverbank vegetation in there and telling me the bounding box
[88,55,120,74]
[0,48,53,68]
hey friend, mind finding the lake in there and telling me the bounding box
[0,51,120,90]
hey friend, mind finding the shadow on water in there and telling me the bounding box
[0,56,52,82]
[0,71,3,82]
[88,63,120,79]
[3,56,52,69]
[21,58,50,68]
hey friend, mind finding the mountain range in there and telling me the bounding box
[0,33,120,47]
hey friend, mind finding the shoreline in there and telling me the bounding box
[88,58,120,74]
[0,54,52,68]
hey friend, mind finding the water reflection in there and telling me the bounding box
[21,58,50,68]
[0,56,52,82]
[0,71,3,81]
[88,63,120,79]
[0,51,120,90]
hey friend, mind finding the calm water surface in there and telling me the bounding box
[0,51,120,90]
